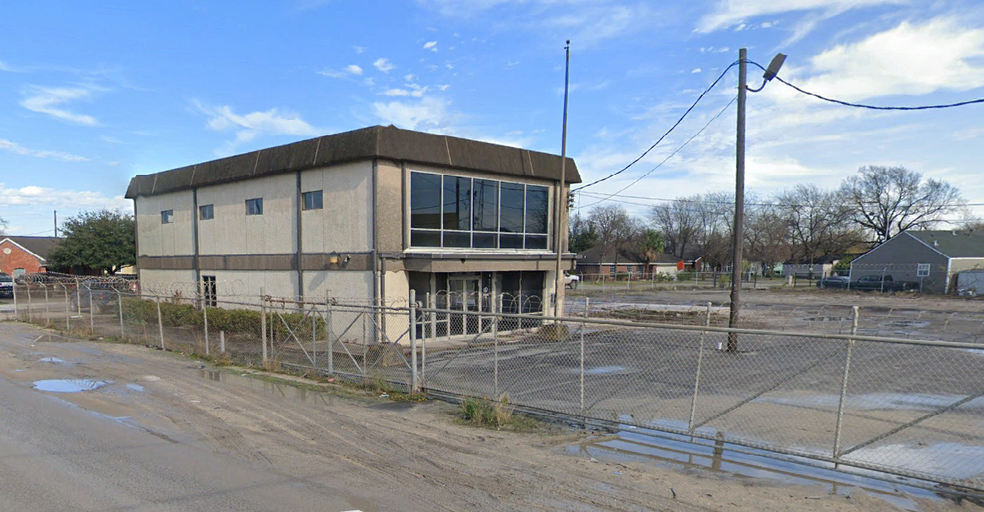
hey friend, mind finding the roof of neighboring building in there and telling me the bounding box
[906,230,984,258]
[0,236,62,261]
[125,125,581,199]
[577,245,678,265]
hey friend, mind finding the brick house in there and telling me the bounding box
[0,236,62,278]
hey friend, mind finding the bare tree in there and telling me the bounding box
[841,165,963,242]
[775,185,859,264]
[649,193,732,267]
[0,215,7,235]
[587,205,635,268]
[744,204,791,275]
[649,198,700,259]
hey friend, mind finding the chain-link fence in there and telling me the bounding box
[6,275,984,493]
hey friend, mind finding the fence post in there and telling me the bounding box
[63,285,70,330]
[260,288,267,364]
[27,283,33,323]
[410,290,418,392]
[326,294,333,374]
[11,282,17,320]
[75,278,82,318]
[312,305,317,368]
[581,297,588,416]
[117,291,124,339]
[43,285,50,325]
[689,302,712,433]
[445,294,452,341]
[833,305,859,459]
[494,293,500,398]
[203,303,210,357]
[156,295,165,350]
[87,284,94,334]
[220,330,226,354]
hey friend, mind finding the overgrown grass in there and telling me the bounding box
[460,396,514,429]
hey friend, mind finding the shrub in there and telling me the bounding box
[461,396,513,429]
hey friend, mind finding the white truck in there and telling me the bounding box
[564,273,580,290]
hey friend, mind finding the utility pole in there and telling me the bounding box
[727,48,748,353]
[54,210,58,237]
[553,39,571,318]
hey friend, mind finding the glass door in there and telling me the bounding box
[448,275,480,335]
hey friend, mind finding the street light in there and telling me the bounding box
[727,49,786,353]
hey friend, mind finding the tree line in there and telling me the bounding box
[572,165,969,274]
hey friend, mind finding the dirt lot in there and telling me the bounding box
[1,321,981,511]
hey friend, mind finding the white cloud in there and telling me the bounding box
[345,64,363,75]
[696,0,905,33]
[424,41,438,51]
[194,101,320,153]
[0,138,89,162]
[353,45,366,54]
[318,65,363,78]
[383,89,411,97]
[20,86,99,126]
[799,17,984,101]
[445,62,454,70]
[0,61,12,72]
[404,73,417,81]
[0,183,131,212]
[372,96,454,132]
[691,68,702,74]
[373,58,395,73]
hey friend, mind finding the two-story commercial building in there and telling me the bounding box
[125,125,580,323]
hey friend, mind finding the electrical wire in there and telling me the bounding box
[577,190,984,209]
[577,96,737,210]
[749,60,984,111]
[574,59,739,191]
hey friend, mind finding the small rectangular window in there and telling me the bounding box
[161,210,174,224]
[246,198,263,216]
[199,204,214,220]
[917,263,931,277]
[302,190,323,211]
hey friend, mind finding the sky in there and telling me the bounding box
[2,0,984,236]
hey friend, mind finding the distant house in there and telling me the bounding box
[850,230,984,294]
[0,236,62,278]
[781,255,842,279]
[577,246,681,278]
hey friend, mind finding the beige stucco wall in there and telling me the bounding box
[300,161,373,254]
[202,270,296,301]
[138,269,197,296]
[135,190,195,257]
[302,270,374,304]
[196,173,297,256]
[376,159,404,254]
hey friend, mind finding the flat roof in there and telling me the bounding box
[126,125,581,199]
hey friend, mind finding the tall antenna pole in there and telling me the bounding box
[727,48,748,352]
[553,40,571,318]
[54,210,58,237]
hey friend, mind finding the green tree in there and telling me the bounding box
[569,213,598,253]
[639,229,665,276]
[49,209,135,274]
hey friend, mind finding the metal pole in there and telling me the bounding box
[326,295,333,374]
[27,283,33,322]
[580,297,587,416]
[494,293,500,398]
[260,288,267,363]
[117,291,124,339]
[410,289,418,392]
[727,47,748,353]
[220,330,225,354]
[203,302,210,356]
[11,282,17,321]
[833,306,859,459]
[43,285,50,324]
[87,284,94,334]
[553,40,571,318]
[156,295,165,350]
[75,277,82,318]
[689,302,713,432]
[63,285,70,330]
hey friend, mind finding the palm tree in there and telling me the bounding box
[641,229,665,278]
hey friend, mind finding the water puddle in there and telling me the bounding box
[580,366,630,375]
[126,383,145,392]
[570,424,959,511]
[755,392,984,412]
[33,379,108,393]
[197,370,335,406]
[38,357,69,364]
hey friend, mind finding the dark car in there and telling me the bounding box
[0,273,12,298]
[851,274,918,292]
[817,276,850,289]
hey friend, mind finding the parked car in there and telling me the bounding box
[816,276,850,289]
[564,273,580,290]
[851,275,918,292]
[0,273,12,298]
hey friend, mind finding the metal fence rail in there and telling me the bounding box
[6,277,984,493]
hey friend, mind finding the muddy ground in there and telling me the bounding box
[1,321,980,511]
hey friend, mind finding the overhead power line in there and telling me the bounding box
[578,96,737,210]
[749,60,984,111]
[577,190,984,209]
[574,59,739,192]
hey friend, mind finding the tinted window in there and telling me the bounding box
[442,176,471,231]
[499,182,524,233]
[161,210,174,224]
[525,185,548,234]
[473,179,498,231]
[302,190,323,210]
[410,172,441,229]
[199,204,214,220]
[246,198,263,215]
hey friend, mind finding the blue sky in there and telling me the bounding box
[2,0,984,235]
